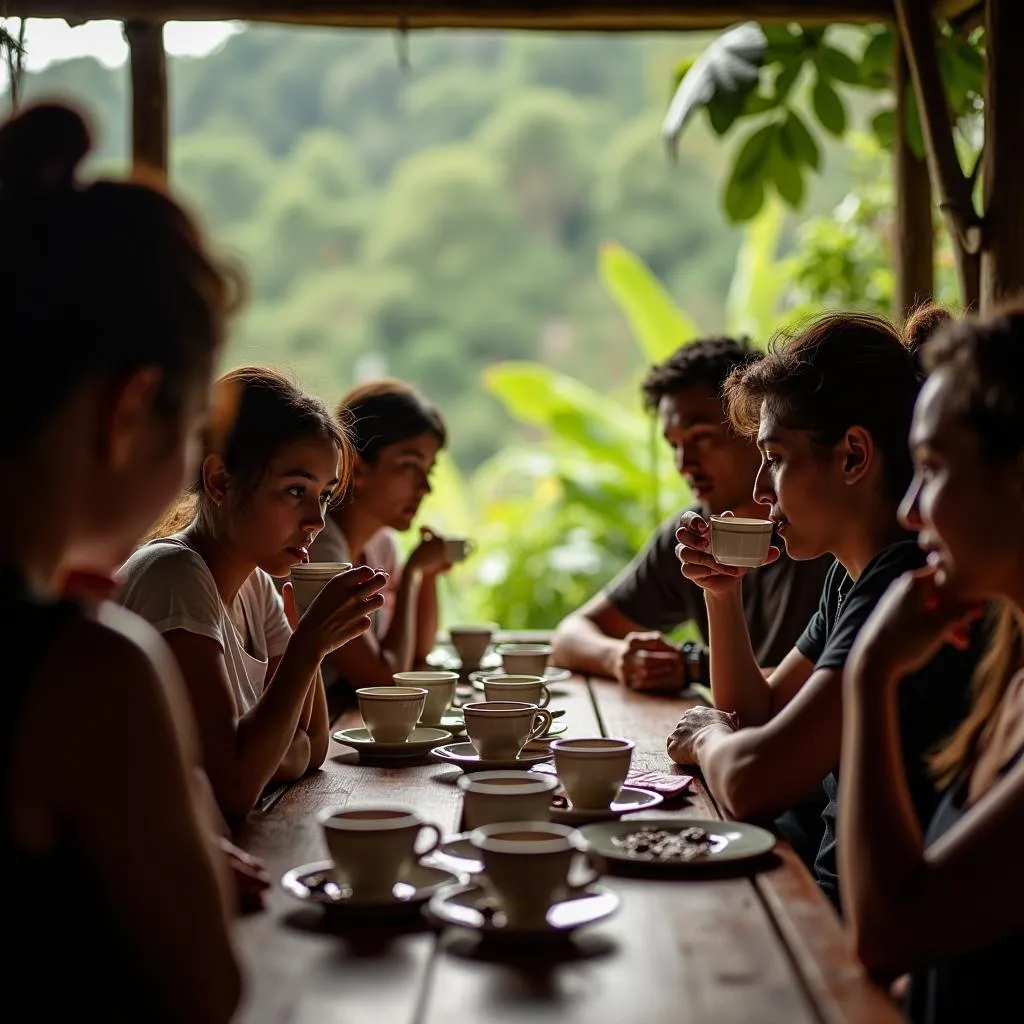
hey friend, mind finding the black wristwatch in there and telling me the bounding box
[680,641,710,687]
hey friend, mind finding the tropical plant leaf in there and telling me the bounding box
[767,141,805,208]
[662,21,767,155]
[761,24,805,57]
[772,58,804,103]
[871,107,896,149]
[812,76,847,136]
[814,45,862,86]
[861,28,894,88]
[598,242,700,362]
[779,109,821,171]
[725,198,786,342]
[724,167,765,223]
[732,122,778,184]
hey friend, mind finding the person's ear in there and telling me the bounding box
[202,454,231,506]
[351,454,370,492]
[839,426,874,486]
[99,366,163,470]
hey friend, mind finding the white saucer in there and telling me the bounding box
[549,785,663,825]
[332,726,451,756]
[534,722,568,741]
[469,666,572,688]
[282,860,460,909]
[421,714,467,736]
[429,741,554,772]
[427,881,619,936]
[431,833,483,874]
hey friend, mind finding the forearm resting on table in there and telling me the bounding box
[551,612,625,678]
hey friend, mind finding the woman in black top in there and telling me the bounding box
[0,102,244,1021]
[669,308,977,909]
[840,306,1024,1023]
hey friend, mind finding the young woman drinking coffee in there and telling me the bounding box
[309,379,456,689]
[120,368,387,821]
[0,102,240,1020]
[840,307,1024,1022]
[669,309,977,909]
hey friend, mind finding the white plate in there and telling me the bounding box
[549,785,663,825]
[469,666,572,688]
[282,860,460,909]
[428,740,553,772]
[581,817,776,870]
[427,881,619,936]
[332,726,451,756]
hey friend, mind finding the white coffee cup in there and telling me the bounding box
[550,737,635,810]
[356,686,427,743]
[470,821,599,930]
[462,700,554,761]
[319,805,441,902]
[444,537,475,564]
[457,770,558,831]
[448,624,494,670]
[393,671,458,725]
[289,561,354,617]
[709,516,773,568]
[481,674,551,708]
[496,642,552,676]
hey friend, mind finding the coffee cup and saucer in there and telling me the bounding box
[333,686,450,758]
[429,701,555,772]
[426,821,619,939]
[283,806,459,918]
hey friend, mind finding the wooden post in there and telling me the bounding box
[894,0,980,310]
[981,0,1024,309]
[893,35,934,319]
[125,21,168,180]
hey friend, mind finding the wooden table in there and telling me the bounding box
[235,675,904,1024]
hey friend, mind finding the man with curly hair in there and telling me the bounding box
[552,337,832,694]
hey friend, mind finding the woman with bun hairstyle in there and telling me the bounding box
[0,103,240,1020]
[310,379,455,689]
[669,308,978,910]
[120,368,388,821]
[840,306,1024,1022]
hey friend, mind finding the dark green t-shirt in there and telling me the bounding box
[605,507,833,667]
[796,539,976,910]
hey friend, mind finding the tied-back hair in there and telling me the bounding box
[723,306,950,501]
[338,379,446,466]
[640,337,759,413]
[0,101,240,455]
[922,302,1024,785]
[151,367,349,538]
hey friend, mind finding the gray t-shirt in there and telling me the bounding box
[604,507,833,667]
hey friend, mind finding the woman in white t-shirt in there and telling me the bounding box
[310,379,455,690]
[121,367,387,821]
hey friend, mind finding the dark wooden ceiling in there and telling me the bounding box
[5,1,986,31]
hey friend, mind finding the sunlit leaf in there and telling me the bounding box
[814,46,862,85]
[724,167,765,223]
[779,109,821,170]
[726,198,786,342]
[732,122,778,185]
[598,242,701,362]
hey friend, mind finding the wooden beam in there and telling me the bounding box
[7,1,896,30]
[126,21,168,179]
[894,0,979,309]
[980,0,1024,309]
[893,34,934,318]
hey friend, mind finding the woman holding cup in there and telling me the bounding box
[120,368,387,821]
[309,379,461,689]
[668,308,978,910]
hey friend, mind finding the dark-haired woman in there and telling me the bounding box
[120,368,388,821]
[0,103,240,1020]
[668,309,977,910]
[840,306,1024,1023]
[310,379,454,689]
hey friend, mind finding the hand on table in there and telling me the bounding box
[667,706,738,766]
[615,632,684,692]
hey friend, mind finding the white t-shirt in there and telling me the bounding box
[118,534,292,717]
[308,517,401,640]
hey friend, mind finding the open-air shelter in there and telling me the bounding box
[7,1,1023,316]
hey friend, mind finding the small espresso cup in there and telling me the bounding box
[393,671,458,725]
[356,686,427,744]
[448,624,494,670]
[496,642,552,676]
[319,805,441,903]
[470,821,599,930]
[462,701,553,761]
[457,770,558,831]
[481,674,551,708]
[550,737,635,810]
[709,515,773,568]
[289,561,354,617]
[444,537,475,564]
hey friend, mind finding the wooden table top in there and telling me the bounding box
[234,674,904,1024]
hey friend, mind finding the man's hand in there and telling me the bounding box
[614,632,684,692]
[667,706,738,765]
